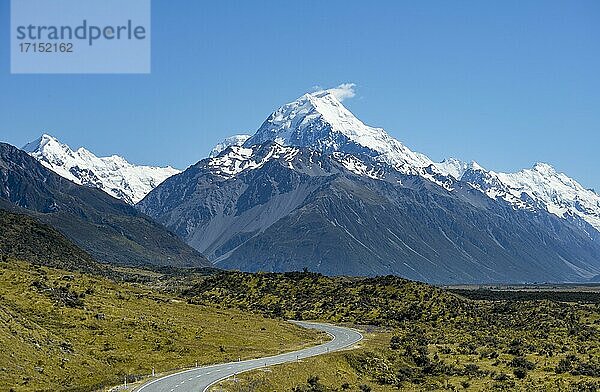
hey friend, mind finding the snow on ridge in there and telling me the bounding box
[244,88,433,171]
[214,86,599,233]
[209,134,251,158]
[207,143,299,178]
[331,152,384,180]
[23,134,180,204]
[434,158,472,180]
[434,157,600,232]
[498,163,600,231]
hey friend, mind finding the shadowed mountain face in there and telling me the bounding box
[0,209,103,274]
[138,89,600,284]
[0,142,210,268]
[139,142,600,284]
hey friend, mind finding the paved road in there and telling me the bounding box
[136,321,363,392]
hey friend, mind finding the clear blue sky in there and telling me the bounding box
[1,1,599,190]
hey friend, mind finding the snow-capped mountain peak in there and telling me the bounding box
[469,161,486,172]
[23,134,71,162]
[434,158,490,179]
[23,134,180,204]
[531,162,557,175]
[497,163,600,230]
[209,134,251,158]
[434,156,600,232]
[434,157,469,180]
[22,133,57,151]
[244,88,432,171]
[205,86,600,235]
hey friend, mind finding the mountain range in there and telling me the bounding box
[137,88,600,283]
[0,142,210,268]
[23,134,179,204]
[10,87,600,283]
[204,91,600,235]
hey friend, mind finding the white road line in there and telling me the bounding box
[136,321,363,392]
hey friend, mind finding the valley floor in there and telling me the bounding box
[212,330,600,391]
[179,272,600,392]
[2,262,599,392]
[0,260,323,391]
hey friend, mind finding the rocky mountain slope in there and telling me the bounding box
[138,88,600,283]
[0,142,210,268]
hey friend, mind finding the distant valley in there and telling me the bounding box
[1,87,599,391]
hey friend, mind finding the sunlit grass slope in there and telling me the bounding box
[0,260,322,391]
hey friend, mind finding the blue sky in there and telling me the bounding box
[1,1,599,190]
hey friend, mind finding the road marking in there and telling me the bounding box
[136,322,362,392]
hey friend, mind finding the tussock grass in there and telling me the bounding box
[184,271,600,392]
[0,260,323,391]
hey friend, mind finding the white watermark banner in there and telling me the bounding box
[11,0,151,74]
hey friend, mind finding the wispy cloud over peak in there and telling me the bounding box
[312,83,357,102]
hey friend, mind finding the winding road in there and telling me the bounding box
[136,321,363,392]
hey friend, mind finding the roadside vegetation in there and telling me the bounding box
[2,212,599,391]
[183,271,600,391]
[0,260,323,391]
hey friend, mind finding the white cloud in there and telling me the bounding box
[326,83,356,101]
[312,83,357,102]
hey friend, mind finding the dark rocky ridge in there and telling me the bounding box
[138,142,600,283]
[0,142,211,268]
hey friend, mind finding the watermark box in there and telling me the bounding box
[10,0,151,74]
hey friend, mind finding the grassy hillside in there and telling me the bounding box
[0,210,103,274]
[0,260,323,391]
[183,271,464,324]
[2,219,598,391]
[181,271,600,391]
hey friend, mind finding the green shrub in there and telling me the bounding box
[513,368,527,379]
